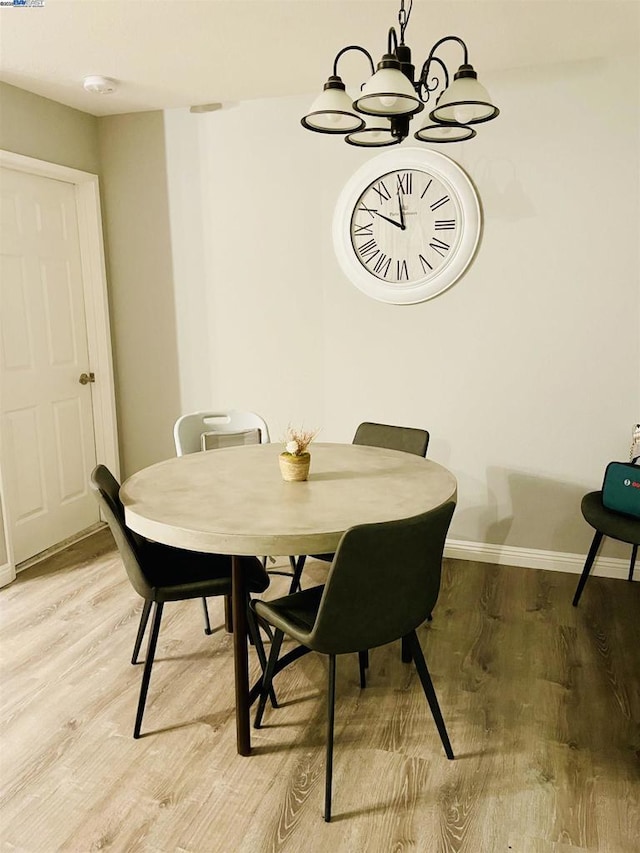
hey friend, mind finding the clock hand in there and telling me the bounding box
[397,190,406,230]
[373,209,405,230]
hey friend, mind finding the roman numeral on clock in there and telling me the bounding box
[420,178,433,199]
[429,237,450,257]
[430,195,450,211]
[358,238,379,263]
[434,219,456,230]
[373,253,392,277]
[353,222,374,237]
[396,259,409,281]
[358,203,377,218]
[371,181,391,203]
[396,172,413,195]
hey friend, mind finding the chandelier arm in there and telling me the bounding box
[419,35,469,90]
[387,27,399,55]
[417,56,449,105]
[332,45,375,78]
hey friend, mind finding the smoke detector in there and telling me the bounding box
[83,75,118,95]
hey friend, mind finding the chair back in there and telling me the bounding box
[173,410,270,456]
[353,421,429,457]
[308,502,455,655]
[90,464,153,599]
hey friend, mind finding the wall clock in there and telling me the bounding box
[332,148,481,305]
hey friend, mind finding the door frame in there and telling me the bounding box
[0,149,119,586]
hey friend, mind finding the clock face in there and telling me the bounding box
[333,149,481,305]
[350,168,462,285]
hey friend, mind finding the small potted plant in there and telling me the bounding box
[279,426,318,482]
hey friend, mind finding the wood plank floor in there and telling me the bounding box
[1,530,638,852]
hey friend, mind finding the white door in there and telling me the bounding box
[0,167,99,564]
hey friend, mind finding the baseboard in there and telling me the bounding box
[444,539,633,581]
[2,532,631,583]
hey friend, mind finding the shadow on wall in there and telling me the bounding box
[470,157,537,223]
[455,467,630,560]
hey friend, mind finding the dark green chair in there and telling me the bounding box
[289,421,431,674]
[289,421,430,589]
[352,420,430,456]
[572,490,640,606]
[252,501,456,822]
[90,464,271,738]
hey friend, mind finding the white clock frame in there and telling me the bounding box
[332,148,481,305]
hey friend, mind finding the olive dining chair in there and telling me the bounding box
[289,421,430,591]
[90,464,271,738]
[252,501,456,821]
[289,420,431,675]
[351,421,430,456]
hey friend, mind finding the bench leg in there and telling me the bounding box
[628,544,637,583]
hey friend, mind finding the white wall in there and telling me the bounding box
[98,111,182,474]
[0,82,100,174]
[164,51,639,568]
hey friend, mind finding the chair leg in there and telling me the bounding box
[573,531,604,607]
[407,630,454,760]
[358,650,368,688]
[256,613,274,643]
[133,601,164,739]
[324,654,336,823]
[401,635,412,663]
[247,607,278,709]
[201,597,213,635]
[628,545,638,583]
[288,555,307,594]
[254,629,284,729]
[131,599,152,665]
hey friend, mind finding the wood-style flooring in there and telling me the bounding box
[0,530,638,852]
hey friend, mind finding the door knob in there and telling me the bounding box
[79,372,95,385]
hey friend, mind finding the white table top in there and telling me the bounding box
[120,442,457,556]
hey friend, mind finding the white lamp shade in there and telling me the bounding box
[430,76,498,125]
[346,115,400,147]
[354,66,423,116]
[414,118,475,143]
[302,86,364,133]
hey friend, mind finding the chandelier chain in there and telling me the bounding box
[398,0,412,44]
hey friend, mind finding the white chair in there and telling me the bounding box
[174,410,270,456]
[172,410,298,618]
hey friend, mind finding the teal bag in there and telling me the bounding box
[602,461,640,518]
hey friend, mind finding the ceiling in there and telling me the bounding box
[0,0,638,117]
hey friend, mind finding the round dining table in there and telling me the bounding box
[120,441,457,755]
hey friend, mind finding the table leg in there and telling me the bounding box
[232,554,251,756]
[224,595,233,633]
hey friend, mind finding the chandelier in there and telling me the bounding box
[301,0,499,147]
